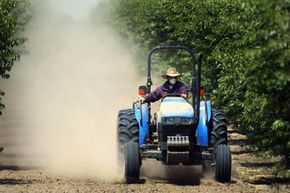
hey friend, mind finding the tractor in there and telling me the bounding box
[117,46,231,183]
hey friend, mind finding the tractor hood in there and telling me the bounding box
[159,97,194,119]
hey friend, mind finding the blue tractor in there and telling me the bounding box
[117,46,231,183]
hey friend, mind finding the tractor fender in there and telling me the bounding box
[134,103,149,145]
[197,101,212,146]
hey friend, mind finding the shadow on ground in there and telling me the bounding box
[228,135,257,155]
[248,176,290,185]
[141,160,202,185]
[0,178,34,185]
[0,165,38,171]
[240,162,277,168]
[231,149,257,155]
[228,138,247,146]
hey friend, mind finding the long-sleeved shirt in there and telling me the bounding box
[144,81,188,103]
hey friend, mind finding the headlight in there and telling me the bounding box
[166,118,175,124]
[181,118,191,125]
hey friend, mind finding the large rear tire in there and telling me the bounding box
[117,109,139,156]
[125,142,140,183]
[210,109,228,147]
[215,144,231,183]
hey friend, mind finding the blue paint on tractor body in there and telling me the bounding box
[196,101,212,146]
[134,99,212,147]
[134,103,149,145]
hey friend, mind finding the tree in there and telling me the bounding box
[108,0,290,172]
[0,0,30,114]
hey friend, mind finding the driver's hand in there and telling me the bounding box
[140,97,146,103]
[181,94,187,99]
[135,97,146,104]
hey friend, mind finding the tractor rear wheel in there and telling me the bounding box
[117,109,139,158]
[215,144,232,183]
[210,109,228,147]
[125,142,140,183]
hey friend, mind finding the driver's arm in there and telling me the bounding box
[180,83,188,99]
[144,86,163,103]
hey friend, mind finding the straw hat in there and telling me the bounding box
[162,67,181,78]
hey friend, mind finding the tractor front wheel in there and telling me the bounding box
[215,144,232,183]
[125,142,140,183]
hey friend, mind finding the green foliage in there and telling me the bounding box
[0,0,30,114]
[108,0,290,170]
[273,161,290,178]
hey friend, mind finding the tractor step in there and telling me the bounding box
[140,144,159,150]
[141,150,163,159]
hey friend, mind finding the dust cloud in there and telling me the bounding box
[0,0,203,183]
[0,0,139,181]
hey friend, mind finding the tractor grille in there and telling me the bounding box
[167,136,190,151]
[158,123,195,150]
[166,136,190,163]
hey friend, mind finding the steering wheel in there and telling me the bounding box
[165,93,182,97]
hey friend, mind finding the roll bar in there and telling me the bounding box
[146,45,201,123]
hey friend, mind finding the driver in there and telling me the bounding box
[141,67,188,103]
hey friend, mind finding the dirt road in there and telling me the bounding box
[0,121,288,193]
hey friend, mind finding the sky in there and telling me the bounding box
[50,0,102,19]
